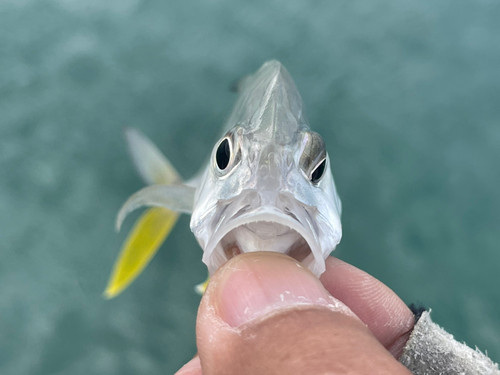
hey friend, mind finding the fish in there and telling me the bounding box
[104,60,342,298]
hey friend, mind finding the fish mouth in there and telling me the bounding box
[202,192,325,276]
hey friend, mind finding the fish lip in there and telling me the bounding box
[202,204,325,276]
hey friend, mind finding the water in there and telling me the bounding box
[1,0,499,373]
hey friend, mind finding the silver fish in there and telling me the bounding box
[106,60,342,298]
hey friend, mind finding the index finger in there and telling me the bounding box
[320,257,415,358]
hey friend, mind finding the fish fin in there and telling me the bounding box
[116,184,195,231]
[194,275,210,295]
[104,207,179,299]
[125,128,181,185]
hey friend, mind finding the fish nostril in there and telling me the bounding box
[276,194,301,223]
[232,204,251,219]
[284,208,299,222]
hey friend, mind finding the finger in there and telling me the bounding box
[320,257,414,357]
[174,356,202,375]
[196,252,411,375]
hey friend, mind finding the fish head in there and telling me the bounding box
[190,61,342,277]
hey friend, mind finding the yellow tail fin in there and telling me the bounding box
[104,207,179,299]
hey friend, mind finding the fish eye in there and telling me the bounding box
[299,131,327,184]
[215,137,231,171]
[310,158,326,184]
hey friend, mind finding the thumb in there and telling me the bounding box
[195,252,411,375]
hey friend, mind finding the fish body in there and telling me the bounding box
[106,61,342,298]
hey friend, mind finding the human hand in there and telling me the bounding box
[175,252,415,375]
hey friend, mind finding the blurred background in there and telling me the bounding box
[1,0,499,374]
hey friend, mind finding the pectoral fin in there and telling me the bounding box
[104,207,179,299]
[116,184,195,232]
[125,128,180,185]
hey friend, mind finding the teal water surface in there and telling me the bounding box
[1,0,499,374]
